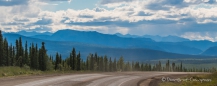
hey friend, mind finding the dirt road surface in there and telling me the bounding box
[0,72,208,86]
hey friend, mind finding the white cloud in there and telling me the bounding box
[181,32,217,42]
[1,0,217,41]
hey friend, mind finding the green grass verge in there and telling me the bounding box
[0,66,105,78]
[160,72,217,86]
[0,66,42,77]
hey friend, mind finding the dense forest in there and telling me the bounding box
[0,30,216,72]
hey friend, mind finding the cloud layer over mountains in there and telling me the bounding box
[0,0,217,41]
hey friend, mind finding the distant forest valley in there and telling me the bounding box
[0,30,217,77]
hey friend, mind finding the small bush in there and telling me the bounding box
[23,64,30,70]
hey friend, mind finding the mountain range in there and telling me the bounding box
[115,33,190,42]
[3,29,217,61]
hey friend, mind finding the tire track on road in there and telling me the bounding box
[15,74,108,86]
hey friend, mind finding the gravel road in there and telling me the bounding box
[0,72,207,86]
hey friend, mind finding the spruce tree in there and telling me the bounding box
[40,42,47,71]
[90,54,94,71]
[24,41,29,66]
[77,52,81,71]
[113,58,117,71]
[38,49,42,70]
[69,51,73,70]
[0,30,4,66]
[59,54,62,65]
[158,61,162,71]
[30,43,38,69]
[86,56,89,70]
[3,38,8,66]
[180,61,183,72]
[29,44,33,68]
[166,60,170,71]
[72,48,76,70]
[109,57,112,72]
[118,56,124,71]
[131,61,134,71]
[8,44,12,66]
[149,64,152,71]
[141,63,144,71]
[99,56,103,71]
[18,37,24,67]
[15,39,19,66]
[172,62,175,72]
[104,55,108,72]
[55,52,59,70]
[11,46,15,66]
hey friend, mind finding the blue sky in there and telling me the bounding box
[0,0,217,41]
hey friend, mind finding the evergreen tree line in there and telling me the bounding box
[0,30,216,72]
[0,30,50,71]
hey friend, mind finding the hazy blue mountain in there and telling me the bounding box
[115,33,190,42]
[201,46,217,56]
[30,35,50,39]
[8,30,53,36]
[27,30,214,54]
[3,33,45,46]
[2,33,216,61]
[143,35,190,42]
[31,29,164,50]
[155,42,202,55]
[29,29,202,55]
[178,40,217,51]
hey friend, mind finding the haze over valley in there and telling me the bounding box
[2,29,217,61]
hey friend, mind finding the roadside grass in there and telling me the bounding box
[160,72,217,86]
[0,66,105,78]
[183,63,217,69]
[0,66,42,77]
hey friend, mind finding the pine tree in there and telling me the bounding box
[125,61,131,71]
[132,61,135,71]
[29,43,37,69]
[93,54,97,71]
[109,57,112,72]
[144,63,148,71]
[24,41,29,66]
[55,52,59,70]
[69,50,73,70]
[15,39,19,66]
[38,49,42,70]
[0,30,3,66]
[18,37,24,67]
[118,56,124,71]
[72,48,76,70]
[86,56,89,70]
[104,55,108,72]
[166,60,170,71]
[180,61,183,72]
[40,42,47,71]
[77,52,81,71]
[172,62,175,72]
[141,63,144,71]
[158,61,162,71]
[90,54,94,71]
[3,38,8,66]
[11,46,15,66]
[8,44,12,66]
[30,43,39,70]
[29,44,33,68]
[5,39,11,66]
[34,44,39,70]
[99,56,104,71]
[59,54,62,65]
